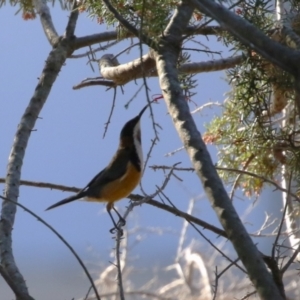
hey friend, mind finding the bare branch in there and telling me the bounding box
[185,25,223,35]
[114,230,125,300]
[179,55,244,74]
[0,29,74,300]
[129,194,227,238]
[189,0,300,76]
[70,41,120,59]
[64,2,79,38]
[149,165,300,202]
[154,1,284,299]
[0,195,101,300]
[103,88,117,138]
[281,242,300,274]
[74,31,121,50]
[0,177,227,237]
[102,0,155,48]
[0,265,28,300]
[229,154,255,201]
[0,178,80,193]
[73,52,242,90]
[99,53,156,85]
[73,26,223,51]
[73,79,116,90]
[33,0,59,45]
[272,173,292,260]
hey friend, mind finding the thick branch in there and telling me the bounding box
[64,2,79,38]
[154,1,283,299]
[76,53,242,88]
[33,0,59,45]
[0,30,73,300]
[179,55,244,74]
[189,0,300,76]
[73,25,221,51]
[99,53,156,85]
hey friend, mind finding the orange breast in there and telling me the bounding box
[87,162,142,203]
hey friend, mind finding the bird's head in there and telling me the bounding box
[120,103,150,145]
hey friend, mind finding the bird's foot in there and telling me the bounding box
[109,226,123,236]
[117,217,126,227]
[109,218,126,236]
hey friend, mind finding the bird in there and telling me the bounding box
[46,103,151,234]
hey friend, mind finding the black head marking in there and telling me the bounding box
[120,115,140,138]
[120,104,149,138]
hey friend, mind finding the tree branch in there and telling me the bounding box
[33,0,59,45]
[0,195,101,300]
[99,53,156,85]
[102,0,155,49]
[73,25,223,51]
[73,52,242,89]
[129,194,227,238]
[150,164,300,203]
[73,31,131,50]
[154,1,284,299]
[0,177,227,237]
[179,55,244,74]
[0,20,75,300]
[189,0,300,76]
[64,2,79,38]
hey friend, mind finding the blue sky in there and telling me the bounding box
[0,4,282,299]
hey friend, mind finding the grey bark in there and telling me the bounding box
[0,4,78,299]
[154,1,284,299]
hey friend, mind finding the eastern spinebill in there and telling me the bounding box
[46,103,150,233]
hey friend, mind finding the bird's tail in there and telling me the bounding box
[46,192,86,211]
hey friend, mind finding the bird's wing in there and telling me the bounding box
[46,148,131,210]
[83,148,130,193]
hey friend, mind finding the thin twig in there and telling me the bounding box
[176,198,195,261]
[158,189,246,274]
[229,154,255,200]
[103,88,117,138]
[190,101,223,114]
[70,40,120,59]
[87,290,173,300]
[0,195,101,300]
[73,79,116,90]
[114,230,125,300]
[272,171,292,259]
[240,290,257,300]
[124,84,144,108]
[281,242,300,274]
[149,165,300,202]
[139,137,158,195]
[212,258,240,300]
[102,0,155,48]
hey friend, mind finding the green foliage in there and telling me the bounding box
[205,0,300,197]
[205,50,299,196]
[84,0,179,40]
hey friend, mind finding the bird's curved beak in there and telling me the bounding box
[138,101,153,118]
